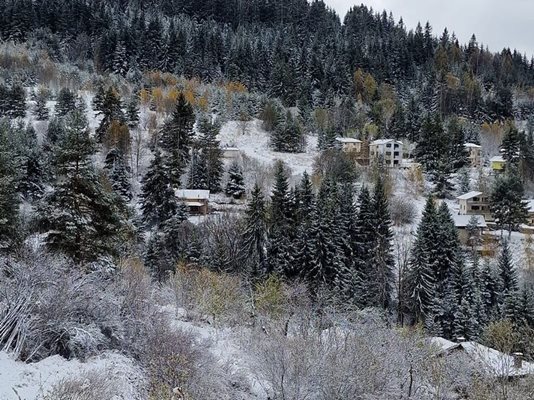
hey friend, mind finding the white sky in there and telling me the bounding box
[325,0,534,58]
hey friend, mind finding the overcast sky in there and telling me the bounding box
[325,0,534,58]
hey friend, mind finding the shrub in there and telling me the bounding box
[389,196,417,226]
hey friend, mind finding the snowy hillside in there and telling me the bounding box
[218,119,318,176]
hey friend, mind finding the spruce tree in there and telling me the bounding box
[498,240,519,295]
[241,184,268,280]
[95,87,124,143]
[104,148,132,201]
[406,196,438,323]
[198,116,224,192]
[369,175,394,309]
[92,85,106,114]
[225,161,245,199]
[267,161,292,275]
[126,96,140,128]
[187,148,208,190]
[55,88,77,117]
[490,171,529,235]
[501,125,522,169]
[8,83,26,119]
[0,131,20,251]
[38,110,122,263]
[159,94,195,187]
[34,89,49,121]
[140,150,178,227]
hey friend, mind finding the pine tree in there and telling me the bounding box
[267,161,292,275]
[501,125,522,168]
[0,132,20,251]
[498,240,519,295]
[490,171,529,235]
[305,177,345,292]
[33,89,49,121]
[104,148,132,201]
[447,117,469,171]
[369,175,395,309]
[480,260,499,320]
[95,87,124,143]
[17,150,45,201]
[271,111,305,153]
[7,83,26,119]
[406,196,438,323]
[92,85,106,114]
[225,161,245,199]
[38,110,122,263]
[198,116,224,192]
[145,205,189,281]
[241,184,268,280]
[55,88,77,117]
[140,150,178,227]
[353,186,375,306]
[126,96,140,128]
[159,94,195,187]
[187,148,208,190]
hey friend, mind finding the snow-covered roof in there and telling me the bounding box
[222,147,240,151]
[490,155,505,162]
[175,189,210,200]
[430,337,534,378]
[370,139,402,146]
[336,137,362,143]
[457,191,483,200]
[452,214,487,228]
[464,142,481,148]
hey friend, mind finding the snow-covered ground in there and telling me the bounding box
[218,119,318,177]
[0,351,144,400]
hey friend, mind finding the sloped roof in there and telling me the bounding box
[490,155,505,163]
[371,139,402,146]
[175,189,210,200]
[464,142,481,148]
[457,191,483,200]
[429,337,534,378]
[452,214,487,228]
[336,137,362,143]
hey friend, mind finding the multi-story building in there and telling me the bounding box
[464,143,482,167]
[369,139,403,167]
[457,191,493,222]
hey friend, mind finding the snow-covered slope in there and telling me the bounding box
[0,351,144,400]
[218,119,318,176]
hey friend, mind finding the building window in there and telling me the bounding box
[472,206,480,210]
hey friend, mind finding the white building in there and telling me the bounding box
[464,143,482,167]
[369,139,403,167]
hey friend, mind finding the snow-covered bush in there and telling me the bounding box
[0,250,120,361]
[43,371,117,400]
[250,319,444,400]
[169,265,247,325]
[389,195,418,226]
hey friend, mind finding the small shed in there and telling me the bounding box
[176,189,210,215]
